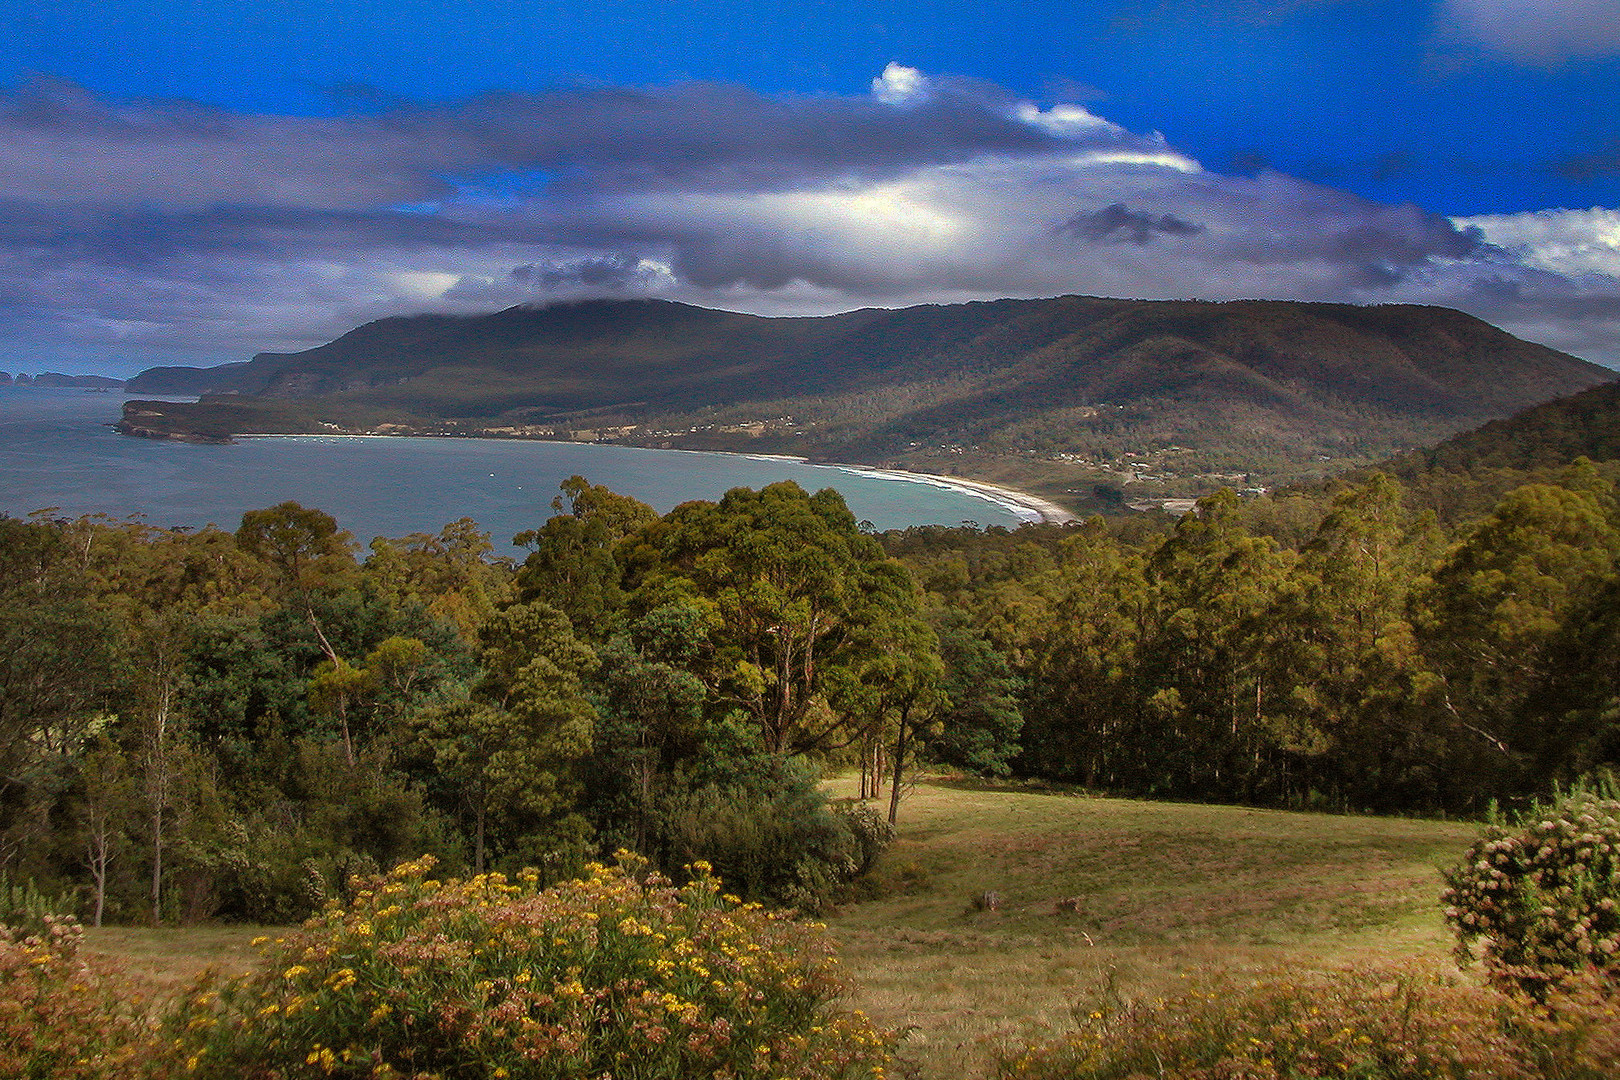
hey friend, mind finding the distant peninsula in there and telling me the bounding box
[2,371,124,388]
[117,295,1615,511]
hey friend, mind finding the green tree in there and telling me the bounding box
[412,602,597,873]
[1522,572,1620,783]
[1137,490,1293,799]
[927,609,1024,778]
[587,604,710,850]
[1267,474,1438,807]
[128,608,194,924]
[306,657,374,765]
[0,595,124,875]
[235,502,358,662]
[1413,467,1620,800]
[74,738,136,926]
[625,482,929,756]
[364,517,510,640]
[1020,520,1149,788]
[514,477,657,638]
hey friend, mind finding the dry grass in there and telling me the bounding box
[825,775,1479,1079]
[80,924,263,1001]
[70,779,1482,1079]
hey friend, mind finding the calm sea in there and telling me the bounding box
[0,388,1025,549]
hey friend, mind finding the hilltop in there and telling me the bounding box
[121,295,1613,500]
[1316,378,1620,522]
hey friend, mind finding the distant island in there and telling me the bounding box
[115,295,1615,512]
[2,371,125,388]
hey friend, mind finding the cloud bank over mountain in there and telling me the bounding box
[1,67,1617,375]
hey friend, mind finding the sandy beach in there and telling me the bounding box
[821,464,1079,526]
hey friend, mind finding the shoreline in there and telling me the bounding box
[820,464,1079,526]
[240,431,1079,527]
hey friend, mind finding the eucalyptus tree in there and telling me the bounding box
[1412,463,1620,801]
[412,601,597,873]
[514,476,657,639]
[1020,519,1149,788]
[235,501,358,663]
[1136,489,1293,799]
[622,481,936,758]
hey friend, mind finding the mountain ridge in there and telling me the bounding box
[119,294,1615,501]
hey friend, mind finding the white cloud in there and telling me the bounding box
[1441,0,1620,62]
[1014,102,1122,137]
[872,63,929,105]
[1070,149,1203,173]
[390,271,461,300]
[1457,208,1620,279]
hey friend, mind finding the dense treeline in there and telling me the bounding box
[3,459,1620,926]
[887,462,1620,812]
[0,482,905,926]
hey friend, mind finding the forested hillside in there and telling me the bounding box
[120,295,1612,492]
[1369,378,1620,522]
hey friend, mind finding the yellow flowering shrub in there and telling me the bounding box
[169,853,890,1080]
[0,915,155,1080]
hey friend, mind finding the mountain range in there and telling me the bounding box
[119,295,1615,497]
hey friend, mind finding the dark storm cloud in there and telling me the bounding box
[0,73,1127,212]
[1058,203,1204,244]
[507,255,655,291]
[1217,193,1487,279]
[3,70,1619,374]
[424,79,1083,191]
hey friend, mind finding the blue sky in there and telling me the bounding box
[2,0,1618,375]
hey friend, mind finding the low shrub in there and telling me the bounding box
[0,873,81,936]
[658,777,892,913]
[0,915,154,1080]
[168,853,891,1080]
[992,964,1620,1080]
[1442,779,1620,995]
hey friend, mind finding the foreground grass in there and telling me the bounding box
[77,779,1480,1078]
[827,776,1478,1079]
[80,924,263,1001]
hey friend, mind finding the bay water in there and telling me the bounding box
[0,388,1027,550]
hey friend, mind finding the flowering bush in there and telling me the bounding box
[0,915,154,1080]
[169,853,891,1080]
[1443,783,1620,995]
[992,964,1620,1080]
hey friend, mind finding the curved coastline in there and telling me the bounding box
[246,433,1079,527]
[818,464,1078,525]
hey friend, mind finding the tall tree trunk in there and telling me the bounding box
[146,682,171,925]
[888,705,911,826]
[88,829,109,928]
[473,789,487,876]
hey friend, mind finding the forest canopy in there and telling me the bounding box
[3,460,1620,926]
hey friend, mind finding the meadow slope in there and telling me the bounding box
[79,778,1482,1080]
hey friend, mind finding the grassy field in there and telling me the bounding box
[826,776,1479,1078]
[77,777,1482,1079]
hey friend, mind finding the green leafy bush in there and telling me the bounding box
[0,915,153,1079]
[169,853,890,1080]
[1443,780,1620,995]
[658,778,891,913]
